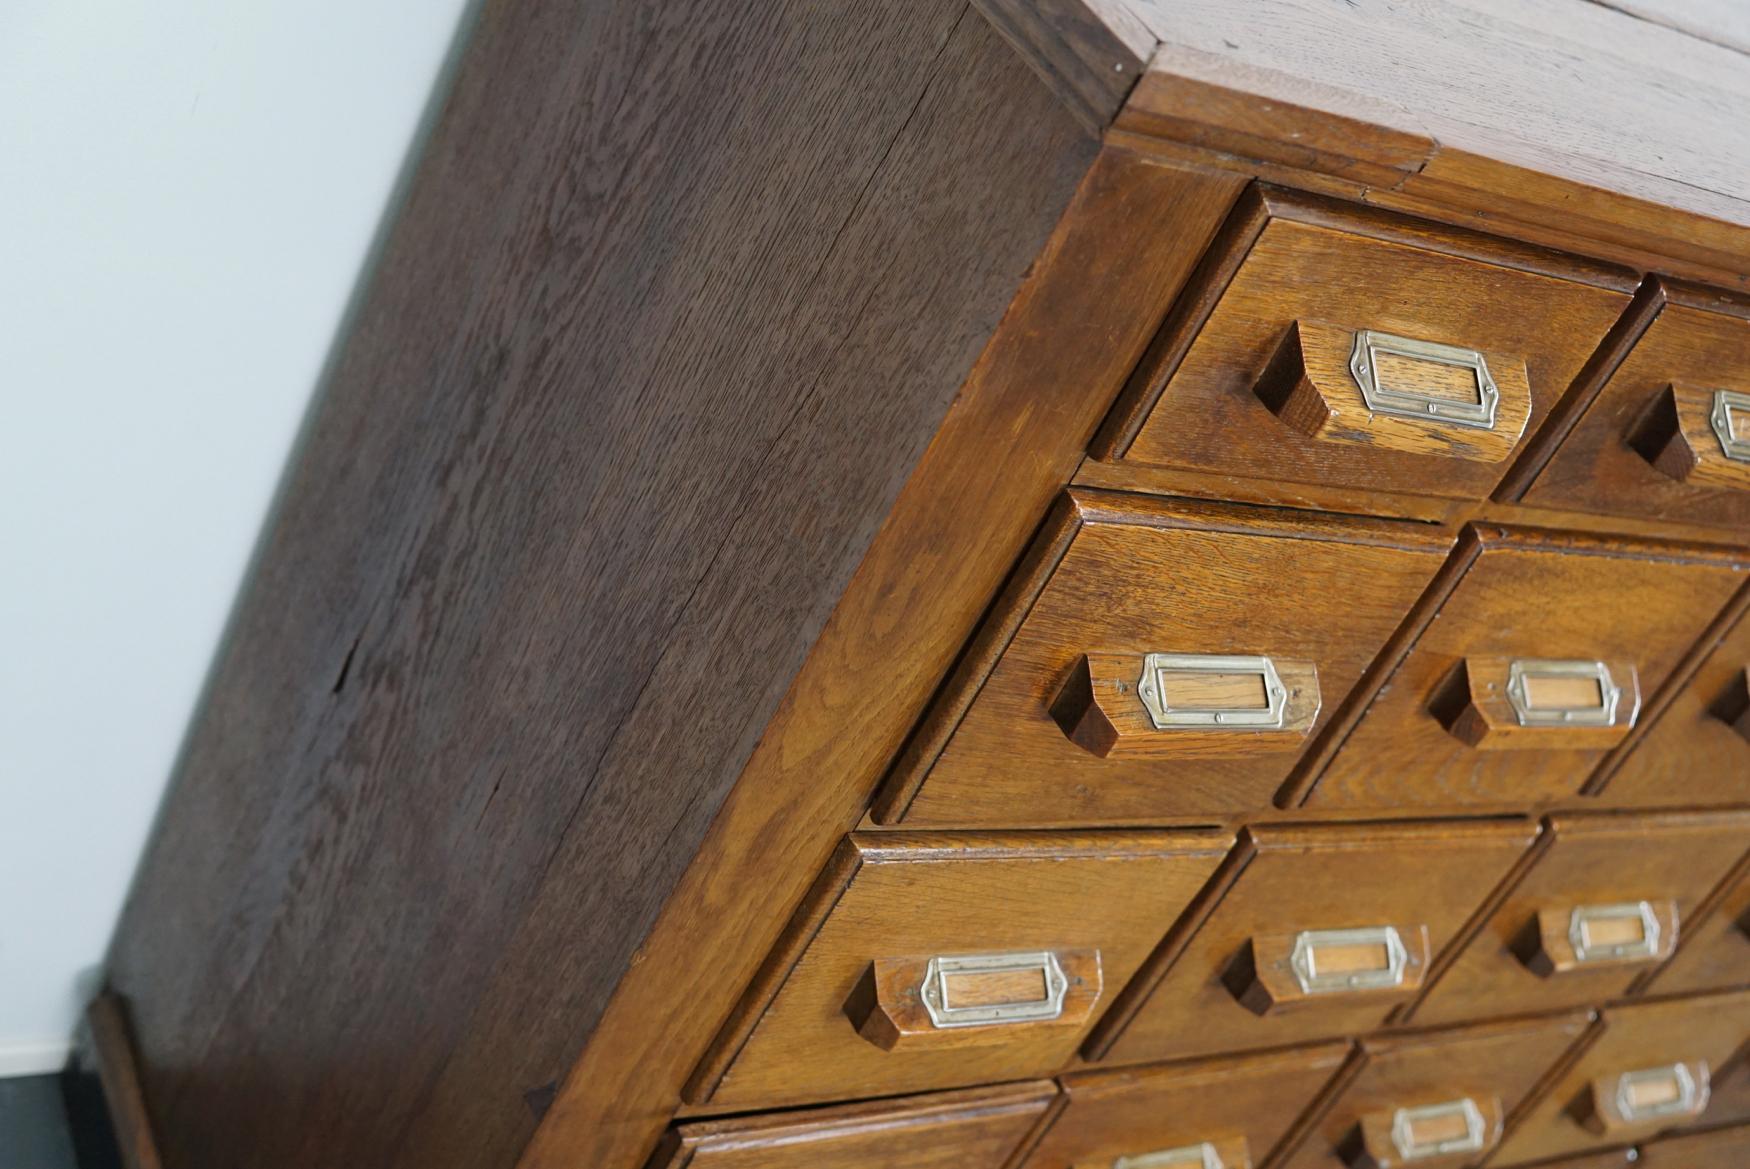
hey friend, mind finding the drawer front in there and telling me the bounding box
[1523,297,1750,529]
[688,830,1231,1110]
[1302,527,1746,810]
[1091,821,1534,1066]
[877,492,1452,827]
[1647,855,1750,999]
[1598,604,1750,808]
[1407,813,1750,1026]
[1274,1014,1589,1169]
[1021,1044,1350,1169]
[657,1082,1058,1169]
[1100,198,1631,502]
[1493,989,1750,1165]
[1637,1124,1750,1169]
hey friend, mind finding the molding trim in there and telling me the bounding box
[972,0,1157,133]
[85,995,163,1169]
[0,1037,72,1078]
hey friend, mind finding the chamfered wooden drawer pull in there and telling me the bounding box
[1583,1060,1711,1134]
[845,949,1102,1051]
[1225,924,1429,1015]
[1709,667,1750,743]
[1050,652,1321,759]
[1253,323,1529,461]
[1629,384,1750,488]
[1110,1136,1251,1169]
[1431,656,1639,749]
[1349,1096,1501,1168]
[1522,900,1679,975]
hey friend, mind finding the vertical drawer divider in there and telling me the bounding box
[1393,818,1558,1026]
[1584,575,1750,797]
[1275,529,1484,809]
[1256,1043,1371,1169]
[1082,832,1261,1062]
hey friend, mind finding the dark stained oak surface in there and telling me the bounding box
[98,4,1750,1169]
[515,149,1245,1169]
[106,6,1099,1169]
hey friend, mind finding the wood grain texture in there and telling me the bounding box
[1274,1014,1592,1169]
[514,152,1246,1169]
[1494,279,1668,506]
[1049,652,1321,760]
[1430,657,1641,753]
[690,830,1231,1110]
[1645,852,1750,1000]
[1254,321,1532,463]
[653,1081,1059,1169]
[1089,820,1537,1066]
[1627,383,1750,490]
[1405,813,1750,1027]
[1524,297,1750,530]
[971,0,1154,132]
[1592,604,1750,807]
[1300,526,1750,812]
[1493,989,1750,1164]
[1100,207,1630,500]
[1589,0,1750,56]
[84,996,164,1169]
[1073,458,1465,526]
[878,491,1453,826]
[1021,1044,1351,1169]
[1227,925,1431,1017]
[101,5,1750,1169]
[1112,1,1750,272]
[103,8,1115,1169]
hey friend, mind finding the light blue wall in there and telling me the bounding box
[0,0,474,1075]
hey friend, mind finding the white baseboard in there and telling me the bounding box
[0,1037,72,1078]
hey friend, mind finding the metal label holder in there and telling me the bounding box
[1505,659,1622,727]
[1349,330,1500,430]
[918,951,1069,1029]
[1113,1143,1226,1169]
[1710,389,1750,463]
[1136,653,1288,731]
[1290,925,1409,995]
[1391,1098,1489,1161]
[1615,1062,1709,1124]
[1570,901,1663,964]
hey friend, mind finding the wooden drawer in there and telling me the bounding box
[1274,1014,1590,1169]
[1492,990,1750,1165]
[1406,813,1750,1027]
[1296,526,1747,811]
[685,829,1231,1110]
[1595,604,1750,808]
[1646,853,1750,999]
[1088,821,1534,1067]
[1018,1043,1350,1169]
[1637,1124,1750,1169]
[1092,190,1634,504]
[874,492,1452,827]
[1522,290,1750,530]
[655,1082,1058,1169]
